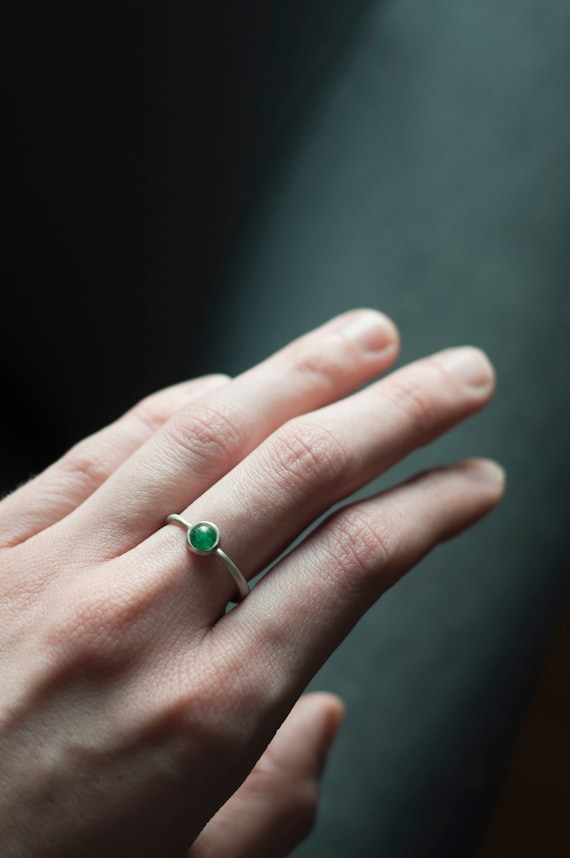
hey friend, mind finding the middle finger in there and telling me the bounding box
[39,310,399,562]
[135,345,495,618]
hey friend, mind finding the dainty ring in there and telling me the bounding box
[166,515,251,602]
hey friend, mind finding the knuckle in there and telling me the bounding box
[0,545,44,616]
[155,678,218,745]
[58,439,109,491]
[280,338,342,391]
[268,419,350,495]
[155,673,246,769]
[44,582,146,673]
[240,645,290,718]
[129,392,175,433]
[325,507,394,583]
[289,781,320,839]
[386,370,436,436]
[265,777,319,844]
[281,322,376,390]
[247,758,319,841]
[165,402,246,469]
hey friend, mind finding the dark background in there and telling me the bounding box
[3,2,570,855]
[2,0,372,488]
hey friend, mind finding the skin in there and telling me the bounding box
[0,309,505,856]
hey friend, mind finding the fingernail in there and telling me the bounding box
[464,459,507,490]
[189,374,231,398]
[200,373,231,389]
[337,309,398,354]
[433,347,495,392]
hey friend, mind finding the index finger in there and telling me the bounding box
[215,458,505,714]
[43,309,399,561]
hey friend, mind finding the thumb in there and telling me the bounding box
[188,692,345,858]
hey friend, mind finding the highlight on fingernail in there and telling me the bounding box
[461,458,506,490]
[335,308,399,355]
[433,346,495,393]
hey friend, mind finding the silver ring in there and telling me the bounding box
[166,514,251,602]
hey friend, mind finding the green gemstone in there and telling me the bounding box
[189,522,219,553]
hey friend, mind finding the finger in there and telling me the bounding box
[133,345,496,617]
[188,693,344,858]
[0,375,229,548]
[48,309,400,559]
[217,459,505,709]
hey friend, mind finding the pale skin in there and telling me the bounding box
[0,309,505,856]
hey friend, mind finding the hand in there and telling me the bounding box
[0,309,504,857]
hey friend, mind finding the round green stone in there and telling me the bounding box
[189,522,219,553]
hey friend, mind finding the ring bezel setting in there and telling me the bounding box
[165,513,251,602]
[187,521,220,554]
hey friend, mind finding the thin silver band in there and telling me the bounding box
[166,514,251,602]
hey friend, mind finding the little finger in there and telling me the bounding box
[54,310,399,561]
[0,375,229,548]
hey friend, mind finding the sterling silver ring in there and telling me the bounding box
[166,515,251,602]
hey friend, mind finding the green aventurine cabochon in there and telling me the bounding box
[188,522,219,553]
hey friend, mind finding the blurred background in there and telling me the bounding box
[3,1,570,855]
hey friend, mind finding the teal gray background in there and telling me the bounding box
[206,4,570,855]
[3,1,570,855]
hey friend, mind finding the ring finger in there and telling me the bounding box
[39,310,400,563]
[128,344,496,622]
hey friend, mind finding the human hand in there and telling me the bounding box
[0,309,504,856]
